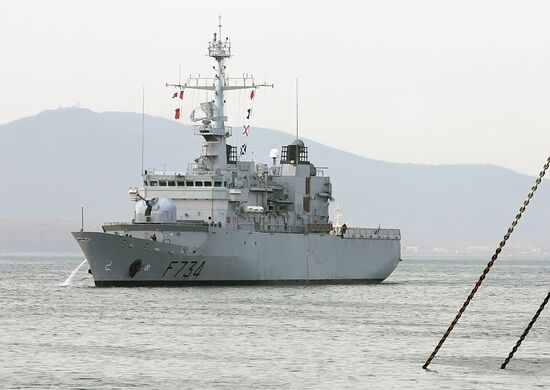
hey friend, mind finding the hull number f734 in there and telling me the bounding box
[162,260,206,278]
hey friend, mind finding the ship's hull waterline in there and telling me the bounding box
[73,229,401,287]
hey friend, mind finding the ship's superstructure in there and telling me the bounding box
[73,21,401,286]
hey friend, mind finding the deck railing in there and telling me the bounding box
[104,222,400,239]
[332,227,401,240]
[237,223,305,234]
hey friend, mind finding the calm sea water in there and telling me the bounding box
[0,254,549,389]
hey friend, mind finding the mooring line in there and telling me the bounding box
[501,290,550,369]
[422,156,550,370]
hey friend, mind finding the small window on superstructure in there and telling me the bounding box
[223,181,227,187]
[186,181,194,187]
[214,181,222,187]
[204,181,212,187]
[177,181,185,186]
[159,181,167,187]
[143,181,148,186]
[195,181,204,187]
[168,181,176,187]
[150,181,158,186]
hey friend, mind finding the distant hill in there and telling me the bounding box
[1,107,549,253]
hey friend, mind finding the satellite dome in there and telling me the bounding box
[269,148,280,159]
[292,139,305,147]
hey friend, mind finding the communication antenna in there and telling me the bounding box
[141,86,145,174]
[295,78,299,139]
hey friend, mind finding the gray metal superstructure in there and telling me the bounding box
[72,21,401,286]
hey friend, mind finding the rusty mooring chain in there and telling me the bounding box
[422,156,550,370]
[501,290,550,369]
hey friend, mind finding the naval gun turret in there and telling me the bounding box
[134,198,177,224]
[129,188,177,224]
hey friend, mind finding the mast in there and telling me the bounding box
[141,85,145,174]
[166,18,273,173]
[295,78,299,140]
[209,17,230,151]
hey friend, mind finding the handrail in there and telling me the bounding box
[104,221,211,228]
[104,222,400,239]
[237,223,305,234]
[332,227,401,239]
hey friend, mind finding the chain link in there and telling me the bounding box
[422,156,550,370]
[501,290,550,369]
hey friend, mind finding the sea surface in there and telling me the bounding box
[0,254,549,389]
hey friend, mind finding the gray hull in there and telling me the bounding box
[72,227,400,287]
[74,27,403,287]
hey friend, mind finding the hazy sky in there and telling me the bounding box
[1,0,549,175]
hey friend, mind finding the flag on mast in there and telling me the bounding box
[174,108,181,120]
[179,90,184,100]
[171,92,178,98]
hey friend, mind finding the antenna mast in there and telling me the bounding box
[165,18,273,172]
[295,78,299,139]
[141,86,145,174]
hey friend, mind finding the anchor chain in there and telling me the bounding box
[501,290,550,369]
[422,156,550,370]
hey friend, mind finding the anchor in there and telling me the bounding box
[129,259,143,278]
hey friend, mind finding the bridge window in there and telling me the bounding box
[150,181,158,186]
[177,181,185,186]
[204,181,212,187]
[168,181,176,187]
[195,181,203,187]
[186,181,194,186]
[159,181,167,187]
[214,181,222,187]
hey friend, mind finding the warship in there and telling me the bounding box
[72,21,401,286]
